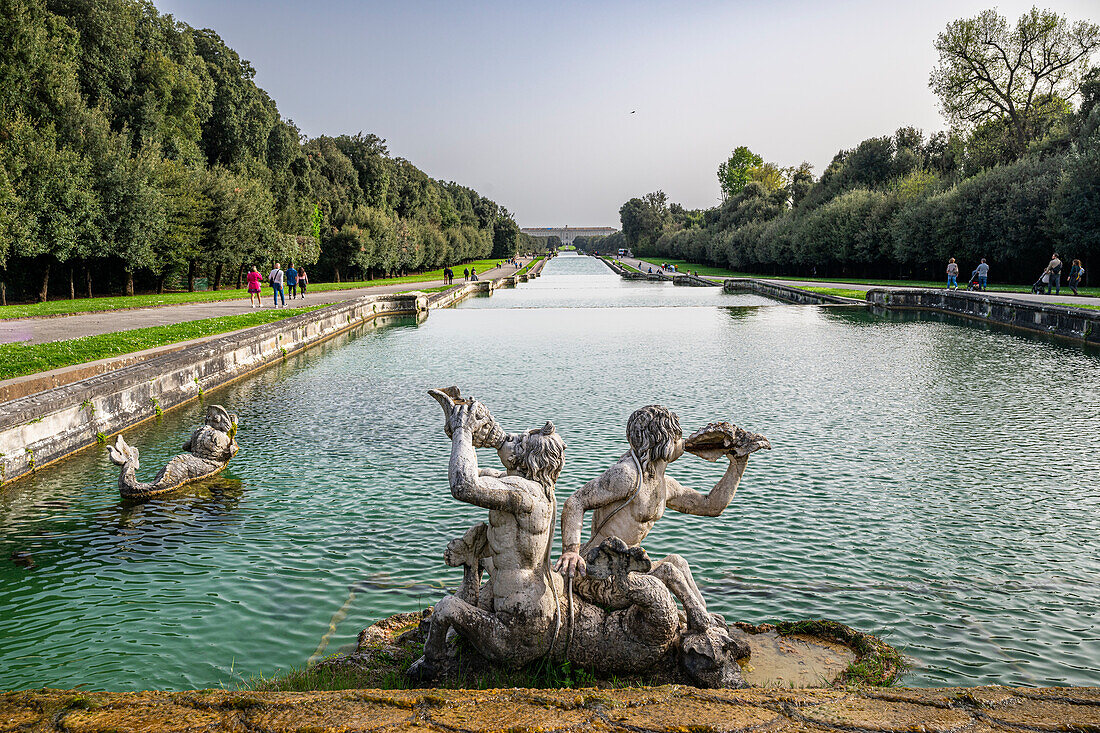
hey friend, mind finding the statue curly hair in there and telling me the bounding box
[514,421,565,498]
[627,405,682,474]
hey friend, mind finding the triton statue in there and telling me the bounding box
[414,390,769,688]
[109,405,239,500]
[408,390,565,679]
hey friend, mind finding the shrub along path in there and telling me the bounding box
[619,256,1100,307]
[0,259,528,346]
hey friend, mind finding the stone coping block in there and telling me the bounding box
[722,279,858,305]
[3,685,1099,732]
[866,287,1100,345]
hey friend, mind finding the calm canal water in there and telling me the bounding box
[1,252,1098,691]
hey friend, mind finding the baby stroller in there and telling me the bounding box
[1030,271,1050,294]
[966,270,982,291]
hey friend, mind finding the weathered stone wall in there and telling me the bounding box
[0,294,427,487]
[672,274,719,287]
[867,288,1100,344]
[723,278,857,305]
[3,685,1098,732]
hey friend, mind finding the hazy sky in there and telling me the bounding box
[157,0,1099,227]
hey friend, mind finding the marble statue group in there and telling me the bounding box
[410,387,770,688]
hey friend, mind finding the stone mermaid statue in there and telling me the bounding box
[108,405,239,500]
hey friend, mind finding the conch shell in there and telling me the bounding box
[684,421,771,462]
[428,386,507,449]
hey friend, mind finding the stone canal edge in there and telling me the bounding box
[4,685,1099,732]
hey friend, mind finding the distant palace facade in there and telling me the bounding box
[520,226,618,245]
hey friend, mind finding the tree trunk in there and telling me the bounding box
[1,278,6,306]
[38,262,50,302]
[69,266,75,299]
[334,266,341,283]
[187,259,196,292]
[213,262,223,291]
[125,268,134,296]
[236,263,244,290]
[157,274,165,294]
[85,265,92,298]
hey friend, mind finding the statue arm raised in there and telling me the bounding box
[449,409,530,515]
[664,455,748,517]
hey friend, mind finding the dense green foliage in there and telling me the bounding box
[584,9,1099,285]
[0,0,537,305]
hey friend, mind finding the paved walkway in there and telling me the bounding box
[3,685,1099,732]
[618,256,1100,307]
[0,260,529,345]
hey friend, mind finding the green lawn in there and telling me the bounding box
[801,287,868,300]
[633,257,1100,298]
[0,306,322,381]
[1057,302,1100,310]
[0,260,507,320]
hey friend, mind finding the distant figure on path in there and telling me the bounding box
[1068,259,1084,296]
[286,264,298,300]
[471,267,478,281]
[269,263,286,307]
[946,258,959,290]
[444,267,453,285]
[297,267,308,297]
[247,266,263,308]
[1046,254,1062,295]
[464,268,470,282]
[976,259,989,291]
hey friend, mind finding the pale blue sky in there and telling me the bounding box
[157,0,1100,226]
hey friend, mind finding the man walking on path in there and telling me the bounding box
[463,268,469,282]
[1046,254,1062,295]
[946,258,959,290]
[286,264,298,300]
[269,263,286,308]
[976,259,989,290]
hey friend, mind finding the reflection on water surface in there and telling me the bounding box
[1,253,1098,690]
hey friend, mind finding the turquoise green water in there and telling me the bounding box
[2,253,1099,690]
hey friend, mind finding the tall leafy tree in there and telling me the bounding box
[930,8,1100,157]
[717,146,763,200]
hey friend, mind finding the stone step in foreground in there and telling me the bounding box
[3,685,1099,732]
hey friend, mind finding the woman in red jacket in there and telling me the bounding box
[246,266,263,307]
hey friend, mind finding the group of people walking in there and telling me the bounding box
[1030,254,1085,296]
[246,263,308,307]
[945,258,989,291]
[440,266,478,284]
[947,254,1086,296]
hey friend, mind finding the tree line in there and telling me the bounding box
[0,0,543,304]
[579,8,1099,285]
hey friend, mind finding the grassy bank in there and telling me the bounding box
[801,287,868,300]
[0,306,323,381]
[634,257,1100,297]
[0,260,507,320]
